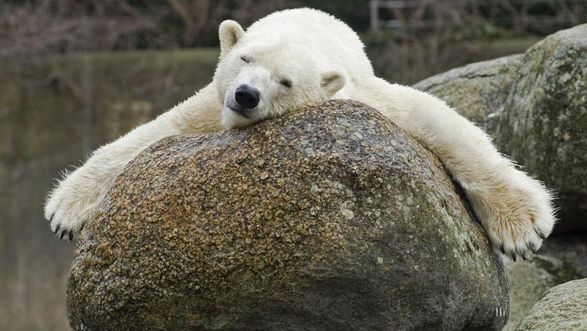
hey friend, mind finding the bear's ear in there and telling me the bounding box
[321,71,345,96]
[219,20,245,59]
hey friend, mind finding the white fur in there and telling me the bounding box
[45,8,555,261]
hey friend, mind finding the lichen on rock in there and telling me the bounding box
[515,278,587,331]
[413,54,523,128]
[495,25,587,233]
[67,100,508,330]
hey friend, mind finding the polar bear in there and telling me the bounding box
[45,8,554,261]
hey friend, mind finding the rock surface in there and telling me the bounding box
[503,255,582,331]
[495,25,587,234]
[503,257,558,331]
[515,278,587,331]
[415,24,587,234]
[413,54,523,129]
[67,100,508,330]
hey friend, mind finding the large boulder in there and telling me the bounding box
[495,25,587,233]
[415,24,587,234]
[66,100,508,330]
[515,278,587,331]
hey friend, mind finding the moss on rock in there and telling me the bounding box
[413,54,523,128]
[67,100,508,330]
[515,278,587,331]
[495,25,587,233]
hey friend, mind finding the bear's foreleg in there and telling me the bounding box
[356,79,555,260]
[45,84,222,240]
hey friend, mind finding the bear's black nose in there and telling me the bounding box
[235,84,261,109]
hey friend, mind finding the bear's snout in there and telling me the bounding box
[235,84,261,109]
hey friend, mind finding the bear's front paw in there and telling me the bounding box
[477,169,555,261]
[44,173,98,241]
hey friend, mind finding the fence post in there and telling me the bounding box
[370,0,379,31]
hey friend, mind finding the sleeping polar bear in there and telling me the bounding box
[45,8,554,261]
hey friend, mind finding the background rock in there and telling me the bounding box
[413,54,522,129]
[495,25,587,234]
[503,257,557,331]
[415,24,587,234]
[515,278,587,331]
[539,233,587,277]
[414,24,587,330]
[505,232,587,330]
[503,255,583,331]
[67,100,508,331]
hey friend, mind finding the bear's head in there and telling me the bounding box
[214,20,346,128]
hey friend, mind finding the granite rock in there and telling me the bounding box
[415,24,587,234]
[67,100,508,330]
[516,278,587,331]
[495,25,587,233]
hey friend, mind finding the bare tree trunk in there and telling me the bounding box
[166,0,210,46]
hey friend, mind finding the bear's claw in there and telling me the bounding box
[44,171,96,242]
[535,228,546,239]
[48,212,83,241]
[483,170,555,262]
[57,229,73,241]
[529,241,539,253]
